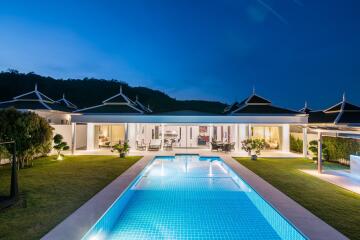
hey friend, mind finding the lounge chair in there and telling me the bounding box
[148,139,162,151]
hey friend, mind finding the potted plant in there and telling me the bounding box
[241,138,266,160]
[53,134,70,160]
[111,141,130,158]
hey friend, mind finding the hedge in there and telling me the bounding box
[323,136,360,162]
[290,134,303,153]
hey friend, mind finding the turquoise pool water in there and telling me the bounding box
[83,155,306,240]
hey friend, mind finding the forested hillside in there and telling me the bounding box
[0,70,226,113]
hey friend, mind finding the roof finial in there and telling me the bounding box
[35,83,38,91]
[304,101,307,109]
[119,85,122,93]
[342,92,346,102]
[63,93,65,99]
[252,85,255,95]
[136,95,138,101]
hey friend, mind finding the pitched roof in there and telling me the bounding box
[229,93,300,115]
[0,85,73,112]
[56,94,77,109]
[299,102,312,114]
[308,95,360,125]
[133,96,152,113]
[75,86,143,115]
[152,110,220,116]
[223,102,239,114]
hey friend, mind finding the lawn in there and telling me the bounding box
[235,157,360,240]
[0,155,141,240]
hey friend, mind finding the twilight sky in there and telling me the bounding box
[0,0,359,109]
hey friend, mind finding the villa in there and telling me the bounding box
[1,85,359,160]
[1,84,359,240]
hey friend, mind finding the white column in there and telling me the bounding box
[318,132,322,173]
[302,126,308,158]
[86,123,94,151]
[282,124,290,152]
[161,123,164,150]
[247,124,252,139]
[235,124,239,151]
[239,124,247,151]
[124,123,128,142]
[127,123,136,149]
[209,124,213,150]
[71,123,76,154]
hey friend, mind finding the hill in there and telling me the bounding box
[0,70,226,113]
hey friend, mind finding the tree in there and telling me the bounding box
[0,108,53,168]
[53,134,70,160]
[308,140,329,161]
[111,141,130,158]
[241,138,266,160]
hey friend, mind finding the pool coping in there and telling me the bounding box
[41,155,154,240]
[42,153,348,240]
[222,155,348,240]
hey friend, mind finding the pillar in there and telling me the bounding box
[86,123,94,151]
[282,124,290,152]
[71,123,76,154]
[302,126,308,158]
[235,124,239,151]
[317,132,323,173]
[239,124,247,151]
[124,123,128,142]
[209,124,213,150]
[161,123,164,150]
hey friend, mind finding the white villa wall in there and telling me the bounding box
[37,111,71,125]
[76,124,87,149]
[52,124,72,146]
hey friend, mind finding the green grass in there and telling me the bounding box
[235,157,360,240]
[0,155,141,240]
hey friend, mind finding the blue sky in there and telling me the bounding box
[0,0,359,109]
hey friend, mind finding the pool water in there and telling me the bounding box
[83,155,306,240]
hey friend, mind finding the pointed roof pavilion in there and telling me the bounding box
[0,84,72,112]
[299,101,312,114]
[75,85,144,114]
[56,93,77,109]
[229,90,300,115]
[309,93,360,126]
[132,95,152,113]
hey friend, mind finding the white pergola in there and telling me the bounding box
[308,126,360,173]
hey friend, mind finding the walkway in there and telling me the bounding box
[302,169,360,195]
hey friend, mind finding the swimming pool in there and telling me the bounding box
[83,155,306,240]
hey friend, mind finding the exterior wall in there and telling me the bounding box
[51,124,87,150]
[36,111,71,125]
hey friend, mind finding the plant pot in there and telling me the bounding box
[120,152,126,158]
[251,155,257,160]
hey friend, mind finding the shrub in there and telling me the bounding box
[290,135,303,153]
[241,138,266,159]
[323,136,360,162]
[0,108,53,168]
[53,134,70,160]
[308,140,329,161]
[111,141,130,158]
